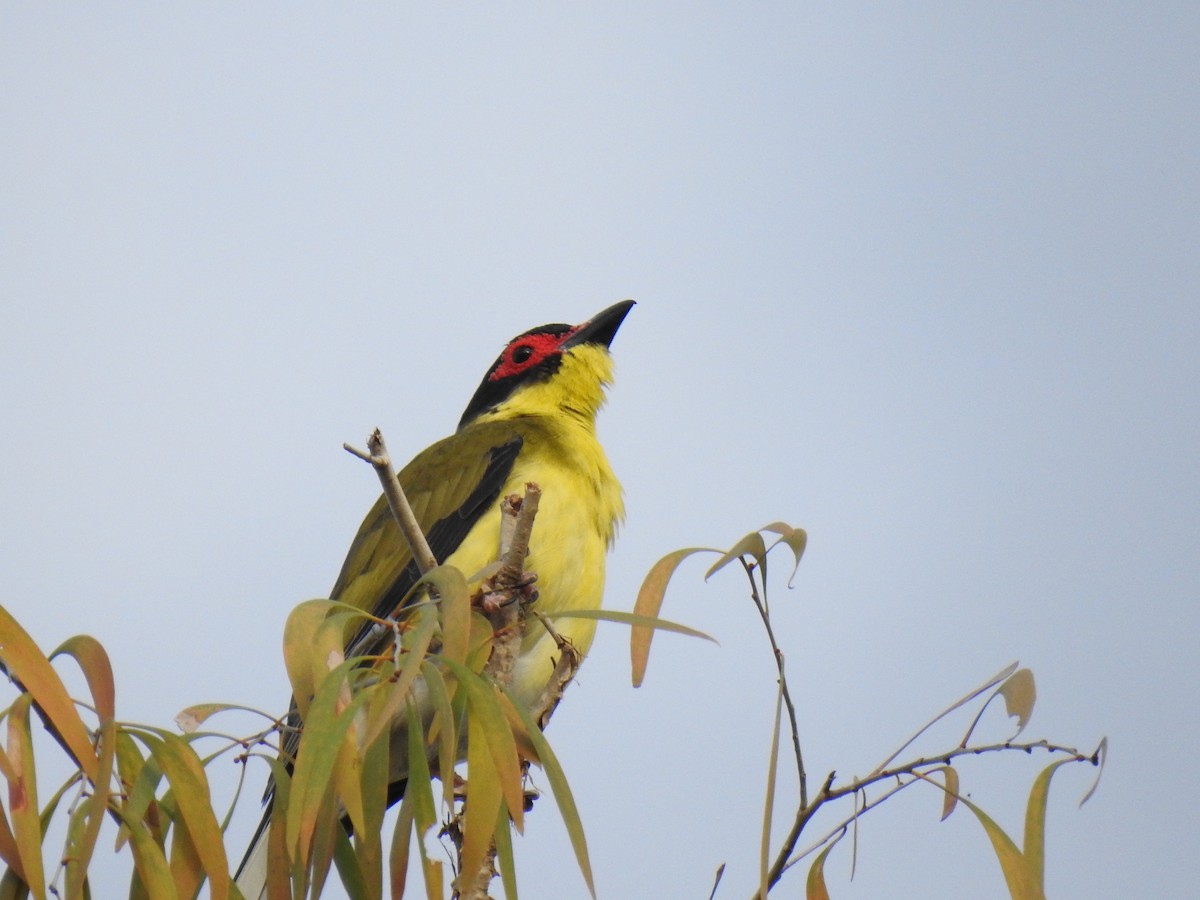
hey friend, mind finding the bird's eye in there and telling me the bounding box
[512,345,534,364]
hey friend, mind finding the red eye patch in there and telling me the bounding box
[489,327,578,381]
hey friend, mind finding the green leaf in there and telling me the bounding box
[630,547,716,687]
[286,658,373,871]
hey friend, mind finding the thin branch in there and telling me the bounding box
[867,661,1019,778]
[776,740,1095,881]
[344,428,438,574]
[741,560,807,808]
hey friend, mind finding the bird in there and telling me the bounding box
[235,299,633,897]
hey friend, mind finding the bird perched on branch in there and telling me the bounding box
[236,300,632,896]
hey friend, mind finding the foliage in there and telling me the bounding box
[0,520,1102,899]
[635,522,1106,899]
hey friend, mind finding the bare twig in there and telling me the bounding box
[344,428,438,574]
[771,740,1095,885]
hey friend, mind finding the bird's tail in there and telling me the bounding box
[233,805,272,900]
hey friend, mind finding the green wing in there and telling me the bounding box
[333,420,524,649]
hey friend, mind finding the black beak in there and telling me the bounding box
[562,300,636,351]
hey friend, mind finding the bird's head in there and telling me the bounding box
[457,300,635,431]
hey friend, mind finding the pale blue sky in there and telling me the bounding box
[2,5,1197,897]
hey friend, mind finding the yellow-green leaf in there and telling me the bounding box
[142,732,230,900]
[762,522,808,587]
[509,698,595,899]
[630,547,715,687]
[494,796,519,900]
[554,608,716,642]
[444,660,522,833]
[282,600,340,723]
[1024,758,1074,886]
[805,840,836,900]
[919,771,1042,900]
[423,566,471,668]
[705,531,767,581]
[362,605,438,749]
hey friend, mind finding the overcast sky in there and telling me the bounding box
[2,5,1197,898]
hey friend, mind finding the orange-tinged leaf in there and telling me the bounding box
[509,698,595,898]
[0,607,97,781]
[630,547,715,687]
[705,531,767,581]
[998,668,1036,736]
[51,634,115,723]
[936,765,960,821]
[0,800,23,880]
[805,840,836,900]
[6,694,44,899]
